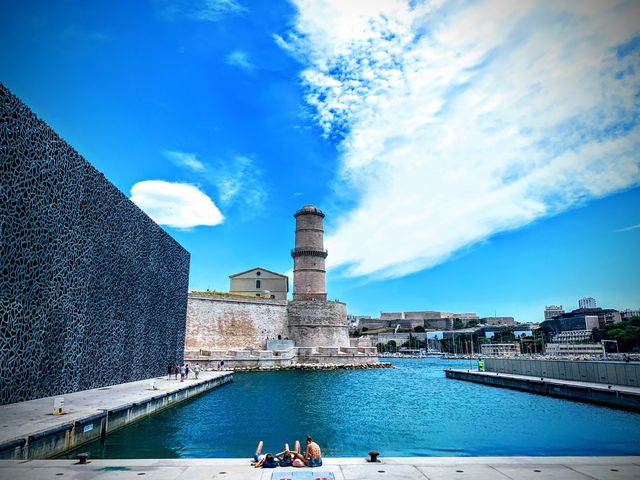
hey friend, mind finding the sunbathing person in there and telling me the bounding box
[291,435,322,467]
[253,441,278,469]
[276,442,305,468]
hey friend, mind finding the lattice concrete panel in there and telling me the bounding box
[0,83,190,405]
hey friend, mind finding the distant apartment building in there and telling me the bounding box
[578,297,597,309]
[480,343,521,356]
[479,316,516,325]
[229,267,289,300]
[621,309,640,319]
[542,307,621,337]
[544,343,604,356]
[544,305,564,321]
[551,330,592,343]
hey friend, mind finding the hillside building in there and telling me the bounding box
[578,297,597,309]
[229,267,288,300]
[544,305,564,321]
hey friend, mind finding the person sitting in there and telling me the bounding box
[291,435,322,467]
[253,441,278,469]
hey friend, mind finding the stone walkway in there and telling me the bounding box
[1,457,639,479]
[449,370,640,395]
[0,372,232,449]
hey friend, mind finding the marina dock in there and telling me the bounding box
[445,369,640,411]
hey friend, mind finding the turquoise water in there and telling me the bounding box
[69,358,640,458]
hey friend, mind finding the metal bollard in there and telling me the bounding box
[77,453,89,465]
[368,451,380,462]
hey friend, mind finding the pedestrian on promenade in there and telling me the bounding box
[180,364,185,382]
[216,361,221,370]
[174,363,179,380]
[185,364,190,379]
[194,364,200,379]
[167,363,173,380]
[220,360,225,370]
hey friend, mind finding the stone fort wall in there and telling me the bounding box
[0,83,190,405]
[287,300,350,348]
[185,293,288,351]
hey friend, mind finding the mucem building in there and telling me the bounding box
[0,83,190,405]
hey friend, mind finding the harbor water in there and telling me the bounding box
[68,358,640,458]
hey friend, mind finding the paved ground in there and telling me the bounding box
[0,372,232,447]
[448,369,640,395]
[0,457,639,479]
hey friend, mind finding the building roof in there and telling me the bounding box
[228,267,289,279]
[294,205,325,218]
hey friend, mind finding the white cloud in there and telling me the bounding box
[164,150,268,216]
[163,150,205,172]
[226,50,255,72]
[130,180,224,229]
[616,224,640,233]
[282,0,640,278]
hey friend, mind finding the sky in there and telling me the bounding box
[1,0,639,323]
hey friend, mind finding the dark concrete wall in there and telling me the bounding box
[0,83,190,405]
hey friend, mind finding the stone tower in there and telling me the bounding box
[291,205,327,301]
[287,205,350,348]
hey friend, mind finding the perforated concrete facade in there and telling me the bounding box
[0,83,190,405]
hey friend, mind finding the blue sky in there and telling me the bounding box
[1,0,639,322]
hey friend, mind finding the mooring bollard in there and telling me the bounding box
[368,451,380,462]
[52,397,64,415]
[77,453,89,465]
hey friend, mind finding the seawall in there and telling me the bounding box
[483,358,640,387]
[0,372,232,460]
[445,369,640,412]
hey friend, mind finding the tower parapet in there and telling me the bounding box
[292,205,327,301]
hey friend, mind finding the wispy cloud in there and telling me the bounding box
[130,180,223,229]
[168,150,268,216]
[226,50,255,72]
[281,0,640,279]
[164,150,205,172]
[615,224,640,233]
[159,0,246,22]
[213,155,267,212]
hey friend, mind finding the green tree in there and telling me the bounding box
[593,317,640,352]
[414,325,426,332]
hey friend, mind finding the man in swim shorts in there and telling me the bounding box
[291,435,322,467]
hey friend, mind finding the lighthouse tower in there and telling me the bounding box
[287,205,350,348]
[291,205,327,301]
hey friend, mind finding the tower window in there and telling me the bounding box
[256,280,261,288]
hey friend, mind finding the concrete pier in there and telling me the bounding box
[0,372,232,460]
[0,456,639,480]
[445,369,640,411]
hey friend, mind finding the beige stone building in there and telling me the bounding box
[229,267,289,300]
